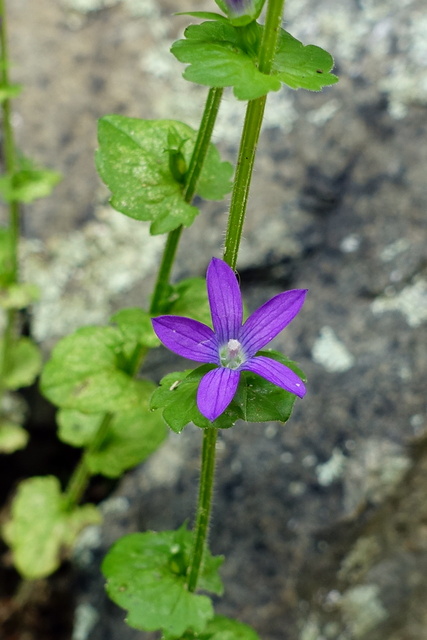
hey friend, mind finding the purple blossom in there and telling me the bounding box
[152,258,307,422]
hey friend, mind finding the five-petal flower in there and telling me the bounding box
[152,257,307,422]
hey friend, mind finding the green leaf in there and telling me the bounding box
[0,421,29,453]
[167,277,212,325]
[171,21,338,100]
[0,163,61,204]
[1,337,42,390]
[0,282,39,309]
[102,524,223,636]
[57,383,167,478]
[2,476,101,579]
[0,83,22,102]
[110,307,160,354]
[96,116,233,234]
[151,351,305,432]
[200,615,261,639]
[40,326,141,413]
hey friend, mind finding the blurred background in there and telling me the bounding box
[2,0,427,638]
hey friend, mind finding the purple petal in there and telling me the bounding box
[206,258,243,344]
[152,316,219,363]
[197,367,240,421]
[239,289,307,356]
[241,355,306,398]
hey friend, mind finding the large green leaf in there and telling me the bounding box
[57,382,167,478]
[2,476,101,579]
[0,337,42,390]
[102,524,223,636]
[171,21,338,100]
[150,351,305,432]
[96,116,233,234]
[40,326,141,412]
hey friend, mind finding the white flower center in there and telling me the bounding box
[219,339,245,370]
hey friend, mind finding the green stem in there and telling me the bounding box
[186,0,287,593]
[223,0,286,271]
[64,88,224,508]
[186,427,217,593]
[64,412,114,509]
[0,0,20,393]
[149,87,223,315]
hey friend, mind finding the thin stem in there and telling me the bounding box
[64,413,114,509]
[186,0,287,594]
[0,0,20,392]
[223,0,286,270]
[186,427,217,593]
[149,87,223,315]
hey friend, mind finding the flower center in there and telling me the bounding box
[219,339,246,370]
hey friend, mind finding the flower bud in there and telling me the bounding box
[214,0,266,26]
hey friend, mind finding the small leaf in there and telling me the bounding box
[200,615,261,639]
[0,421,29,453]
[1,337,42,390]
[96,116,233,234]
[57,382,167,478]
[0,282,40,309]
[2,476,101,579]
[102,525,223,636]
[0,83,23,102]
[0,167,61,203]
[151,351,305,431]
[171,21,338,100]
[40,326,141,413]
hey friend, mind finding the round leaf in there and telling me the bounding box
[102,525,223,636]
[2,476,101,579]
[96,117,233,235]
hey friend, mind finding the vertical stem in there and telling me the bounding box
[186,0,287,593]
[149,87,223,315]
[223,0,286,271]
[186,427,217,593]
[0,0,20,391]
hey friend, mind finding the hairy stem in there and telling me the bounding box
[223,0,286,271]
[186,0,287,594]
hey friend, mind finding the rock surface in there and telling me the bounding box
[3,0,427,639]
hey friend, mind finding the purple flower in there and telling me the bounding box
[152,258,307,422]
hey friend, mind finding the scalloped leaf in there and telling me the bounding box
[2,476,101,579]
[96,116,233,234]
[102,524,223,636]
[40,326,141,413]
[150,350,305,432]
[171,21,338,100]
